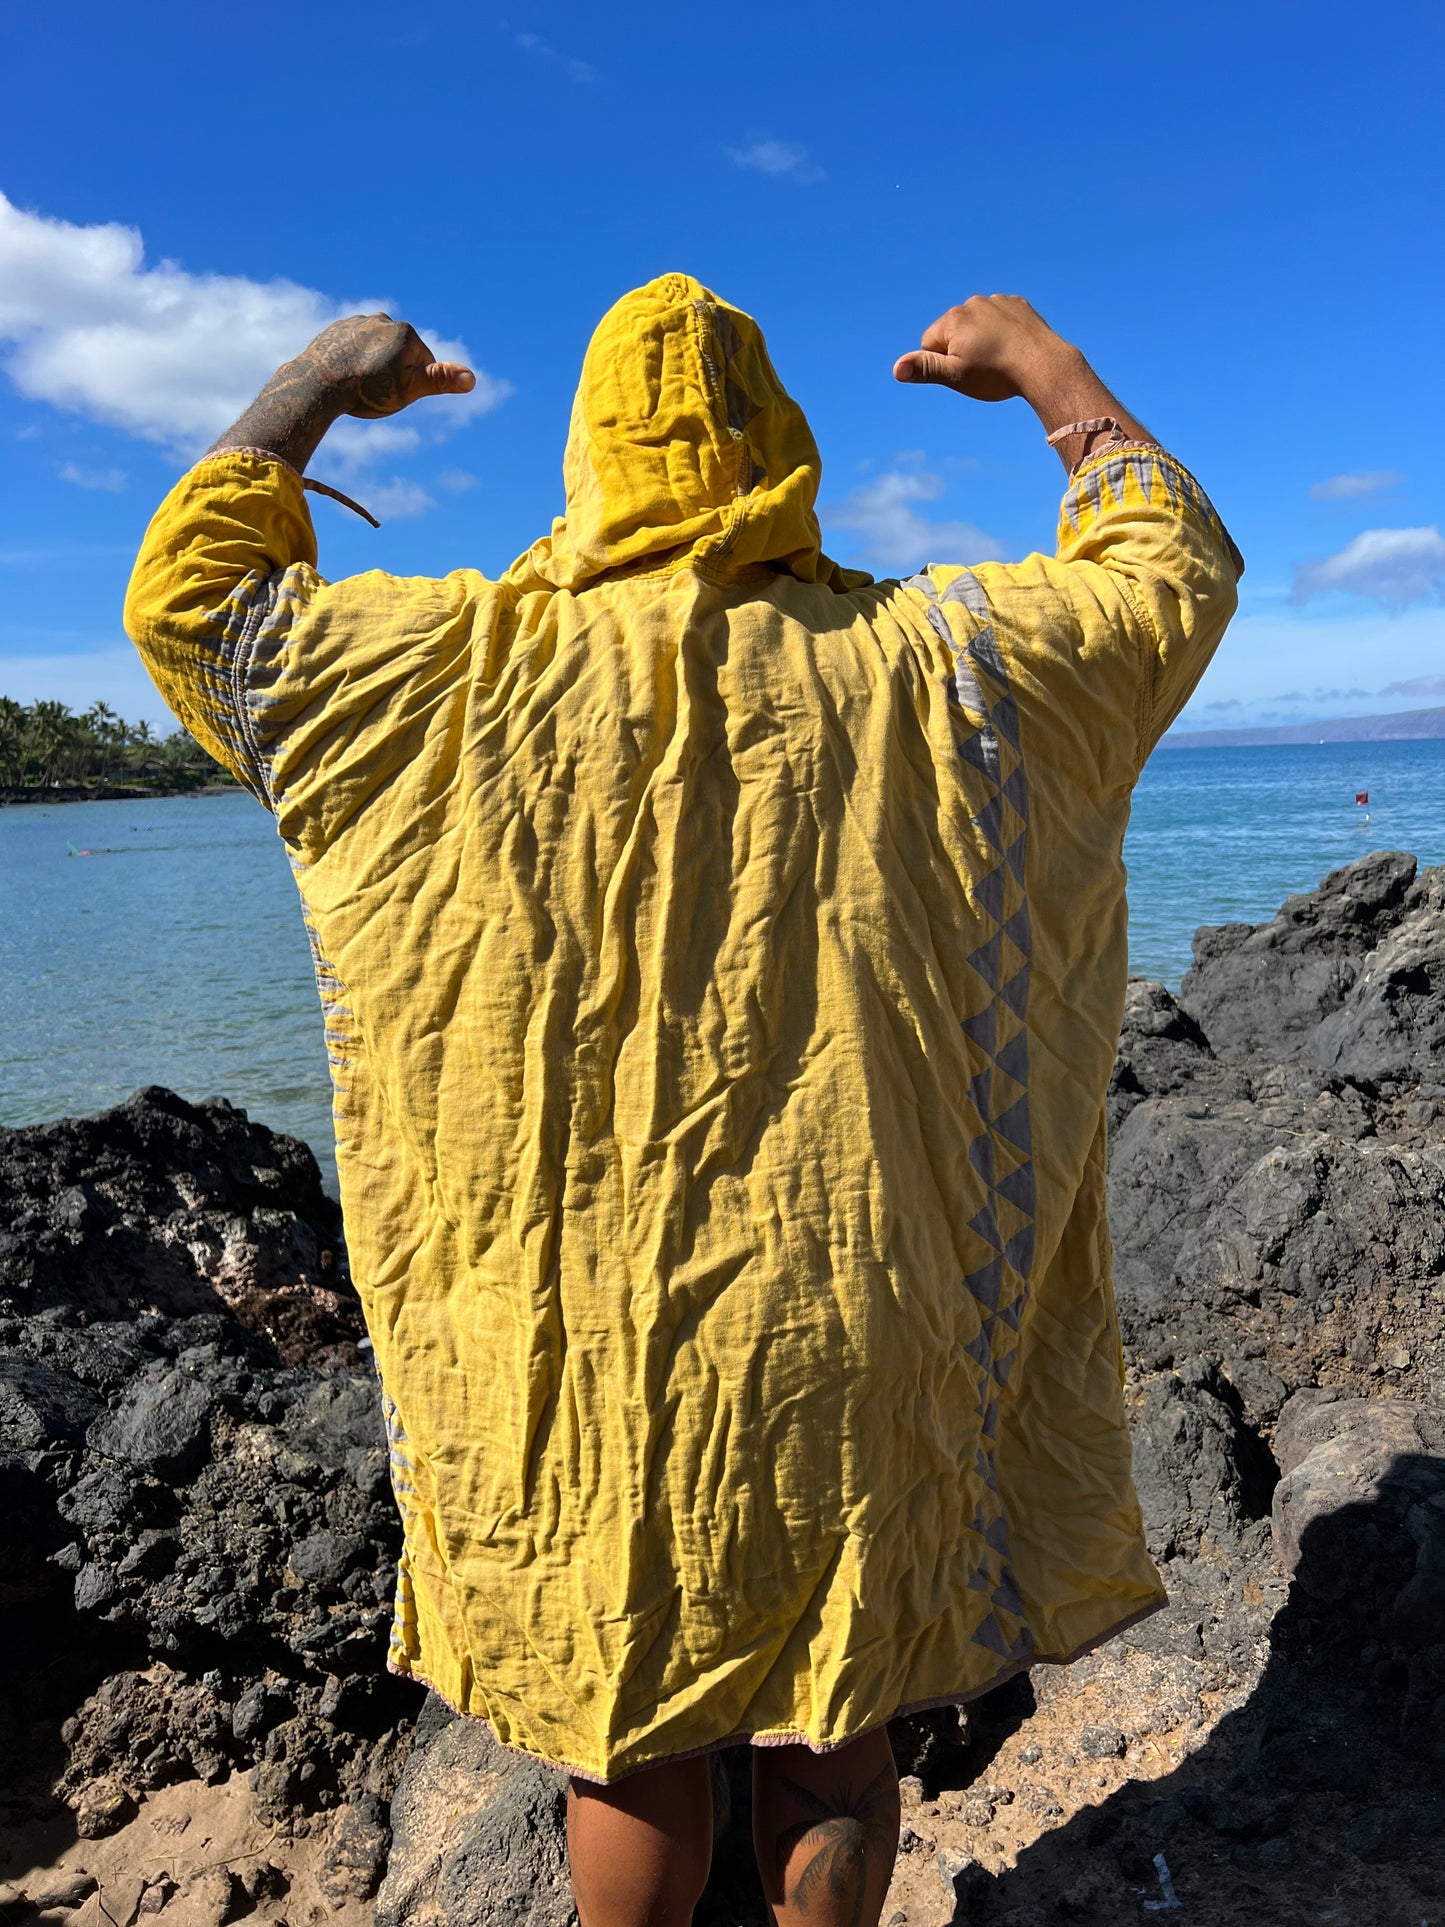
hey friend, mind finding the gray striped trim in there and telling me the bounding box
[1060,447,1226,537]
[196,564,316,808]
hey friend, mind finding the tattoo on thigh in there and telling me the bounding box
[774,1766,897,1923]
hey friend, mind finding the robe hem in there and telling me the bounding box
[385,1589,1167,1785]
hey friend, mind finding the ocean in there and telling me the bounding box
[6,738,1445,1195]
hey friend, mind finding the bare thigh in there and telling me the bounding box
[752,1728,900,1927]
[566,1755,713,1927]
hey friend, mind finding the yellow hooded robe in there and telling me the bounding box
[125,273,1240,1780]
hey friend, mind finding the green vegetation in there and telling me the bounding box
[0,697,235,792]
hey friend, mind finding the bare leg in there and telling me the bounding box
[752,1729,900,1927]
[567,1755,713,1927]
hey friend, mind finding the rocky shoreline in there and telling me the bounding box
[3,850,1444,1925]
[0,785,241,807]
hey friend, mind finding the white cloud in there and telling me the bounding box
[361,478,435,521]
[1380,674,1445,698]
[1173,602,1445,731]
[436,468,477,493]
[822,470,1004,575]
[514,31,596,82]
[726,137,826,184]
[58,462,127,492]
[1309,469,1403,501]
[0,192,510,470]
[1292,527,1445,610]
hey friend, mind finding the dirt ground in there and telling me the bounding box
[0,1776,372,1927]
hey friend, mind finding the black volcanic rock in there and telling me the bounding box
[0,1089,420,1833]
[1107,978,1215,1133]
[87,1367,216,1474]
[1181,849,1445,1085]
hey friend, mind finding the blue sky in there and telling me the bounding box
[1,0,1441,736]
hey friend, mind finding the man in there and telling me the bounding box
[126,277,1239,1927]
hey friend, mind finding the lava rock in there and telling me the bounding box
[0,1086,356,1361]
[25,1872,98,1911]
[319,1793,393,1906]
[1130,1368,1275,1561]
[376,1709,574,1927]
[1272,1395,1445,1620]
[1108,979,1214,1132]
[0,1091,419,1832]
[88,1368,215,1475]
[1181,850,1420,1064]
[71,1773,136,1838]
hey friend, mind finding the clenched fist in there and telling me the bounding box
[297,313,476,418]
[209,313,477,476]
[893,295,1078,403]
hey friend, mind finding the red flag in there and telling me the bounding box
[1356,791,1369,806]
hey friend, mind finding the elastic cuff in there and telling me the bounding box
[195,445,305,483]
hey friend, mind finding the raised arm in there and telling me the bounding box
[209,313,476,472]
[126,315,476,802]
[893,295,1155,476]
[893,295,1241,771]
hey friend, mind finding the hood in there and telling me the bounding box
[502,273,868,595]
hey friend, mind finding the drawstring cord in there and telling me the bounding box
[302,476,381,528]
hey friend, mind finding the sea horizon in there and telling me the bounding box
[7,736,1445,1194]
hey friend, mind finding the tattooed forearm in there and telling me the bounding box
[205,313,475,473]
[207,351,348,471]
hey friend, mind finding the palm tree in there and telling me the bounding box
[84,701,122,784]
[0,697,24,787]
[128,718,155,777]
[25,701,82,786]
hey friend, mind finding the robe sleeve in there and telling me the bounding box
[125,451,501,866]
[906,446,1242,789]
[123,451,325,809]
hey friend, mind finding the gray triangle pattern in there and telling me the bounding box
[1005,1226,1034,1274]
[962,1006,996,1055]
[965,1258,1002,1310]
[969,1205,1002,1252]
[968,931,1002,990]
[959,729,1000,782]
[967,623,1008,684]
[973,793,1005,853]
[922,558,1040,1679]
[991,693,1021,752]
[975,864,1007,922]
[971,1611,1014,1657]
[1002,765,1029,816]
[993,1030,1029,1088]
[1000,966,1030,1020]
[995,1162,1035,1215]
[992,1576,1026,1619]
[993,1094,1031,1154]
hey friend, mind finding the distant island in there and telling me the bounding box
[1163,704,1445,749]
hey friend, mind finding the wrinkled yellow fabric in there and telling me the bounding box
[125,272,1240,1780]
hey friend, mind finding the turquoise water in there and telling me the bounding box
[5,741,1445,1192]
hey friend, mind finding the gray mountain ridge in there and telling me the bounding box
[1166,703,1445,749]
